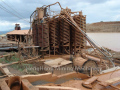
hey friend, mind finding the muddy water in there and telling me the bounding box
[31,77,81,85]
[87,33,120,52]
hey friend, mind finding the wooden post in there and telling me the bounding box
[54,21,55,55]
[48,22,50,57]
[20,35,22,42]
[18,41,21,67]
[69,26,70,55]
[25,35,27,45]
[37,48,38,56]
[15,35,17,41]
[74,30,76,55]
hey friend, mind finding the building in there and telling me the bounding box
[6,24,32,42]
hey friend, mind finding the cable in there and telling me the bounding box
[0,4,29,23]
[0,0,29,22]
[0,5,29,22]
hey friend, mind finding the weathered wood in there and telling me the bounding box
[0,57,39,67]
[22,79,39,90]
[36,86,80,90]
[32,8,86,55]
[0,63,13,76]
[83,76,98,89]
[100,76,120,86]
[0,81,10,90]
[0,75,7,78]
[0,53,17,58]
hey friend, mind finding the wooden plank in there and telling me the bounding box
[22,79,39,90]
[36,86,80,90]
[0,53,17,58]
[100,76,120,86]
[83,76,98,85]
[0,57,39,67]
[0,81,10,90]
[0,63,13,77]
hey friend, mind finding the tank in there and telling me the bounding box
[15,24,21,30]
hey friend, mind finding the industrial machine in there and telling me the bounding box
[29,2,115,76]
[0,2,120,90]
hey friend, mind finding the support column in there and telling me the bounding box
[15,35,17,41]
[54,21,55,55]
[20,35,22,42]
[74,30,76,55]
[26,35,28,44]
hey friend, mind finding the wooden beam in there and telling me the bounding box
[0,57,39,67]
[20,35,22,42]
[15,35,17,41]
[0,81,10,90]
[100,76,120,87]
[22,79,39,90]
[0,53,17,58]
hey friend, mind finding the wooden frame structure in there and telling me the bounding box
[32,8,86,56]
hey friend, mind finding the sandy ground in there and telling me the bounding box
[86,21,120,32]
[87,46,120,60]
[7,66,25,76]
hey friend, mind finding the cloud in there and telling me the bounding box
[0,20,29,31]
[73,0,120,23]
[85,0,108,4]
[0,0,120,31]
[112,15,120,21]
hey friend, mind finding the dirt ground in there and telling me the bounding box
[87,21,120,32]
[7,66,25,76]
[86,46,120,60]
[0,51,8,55]
[0,35,120,77]
[0,48,120,76]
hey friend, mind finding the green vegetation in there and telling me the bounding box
[0,55,39,74]
[0,58,4,63]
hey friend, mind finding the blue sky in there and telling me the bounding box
[0,0,120,31]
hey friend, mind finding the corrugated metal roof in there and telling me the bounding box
[6,30,32,35]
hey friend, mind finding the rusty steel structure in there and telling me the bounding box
[15,24,21,30]
[31,3,86,55]
[29,2,116,71]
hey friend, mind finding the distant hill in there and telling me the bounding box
[86,21,120,32]
[0,31,10,35]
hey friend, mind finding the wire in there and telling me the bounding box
[0,0,29,22]
[0,3,29,23]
